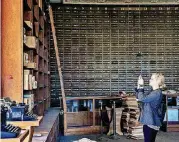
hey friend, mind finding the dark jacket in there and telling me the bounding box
[136,88,163,126]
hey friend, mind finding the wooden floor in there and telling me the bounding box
[58,131,179,142]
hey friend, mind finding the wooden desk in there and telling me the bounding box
[162,91,179,132]
[0,129,29,142]
[65,96,122,135]
[7,116,43,142]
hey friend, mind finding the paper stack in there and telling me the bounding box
[122,95,144,140]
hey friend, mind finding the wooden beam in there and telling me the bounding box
[7,116,43,127]
[66,96,122,101]
[1,0,23,102]
[65,126,102,136]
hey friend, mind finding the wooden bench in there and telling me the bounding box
[32,107,60,142]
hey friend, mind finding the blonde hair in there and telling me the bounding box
[152,73,166,89]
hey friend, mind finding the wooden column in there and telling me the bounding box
[1,0,23,102]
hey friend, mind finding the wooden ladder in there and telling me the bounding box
[48,5,67,132]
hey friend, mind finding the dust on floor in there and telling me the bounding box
[58,131,179,142]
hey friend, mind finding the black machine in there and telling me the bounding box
[2,98,38,121]
[0,98,38,139]
[0,104,21,139]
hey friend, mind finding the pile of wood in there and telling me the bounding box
[122,96,144,140]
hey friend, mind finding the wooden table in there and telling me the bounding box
[0,129,29,142]
[162,91,179,132]
[7,116,43,142]
[64,96,123,135]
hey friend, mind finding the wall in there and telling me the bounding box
[50,5,179,104]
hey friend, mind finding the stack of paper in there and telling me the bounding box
[122,95,144,140]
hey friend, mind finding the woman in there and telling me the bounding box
[136,73,165,142]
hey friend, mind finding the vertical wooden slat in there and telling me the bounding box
[93,99,95,126]
[1,0,23,102]
[166,95,168,131]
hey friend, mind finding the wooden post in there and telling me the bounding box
[166,95,168,132]
[48,5,67,132]
[93,99,95,126]
[1,0,23,102]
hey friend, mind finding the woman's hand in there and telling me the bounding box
[137,75,144,89]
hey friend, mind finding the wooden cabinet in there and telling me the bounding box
[2,0,50,115]
[163,91,179,132]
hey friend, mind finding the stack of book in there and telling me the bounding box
[122,95,144,140]
[127,125,144,140]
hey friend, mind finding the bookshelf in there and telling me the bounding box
[2,0,50,116]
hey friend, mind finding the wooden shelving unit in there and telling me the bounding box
[2,0,50,116]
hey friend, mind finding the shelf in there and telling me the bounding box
[2,0,50,117]
[168,123,179,127]
[165,93,179,97]
[39,84,45,88]
[167,106,179,110]
[167,123,179,132]
[34,22,39,37]
[0,129,29,142]
[163,90,179,97]
[43,14,47,23]
[39,0,43,10]
[24,11,33,22]
[24,36,37,49]
[39,38,43,45]
[24,21,33,30]
[7,116,43,127]
[24,62,37,69]
[34,5,39,22]
[38,70,44,74]
[39,30,44,44]
[39,7,43,16]
[33,0,38,5]
[39,24,44,31]
[39,50,44,58]
[24,0,32,11]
